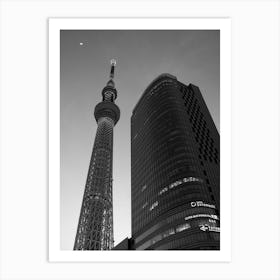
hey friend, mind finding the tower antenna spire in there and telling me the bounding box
[110,59,116,79]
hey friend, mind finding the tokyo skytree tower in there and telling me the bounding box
[74,60,120,250]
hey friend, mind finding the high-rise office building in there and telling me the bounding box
[131,74,220,250]
[74,60,120,250]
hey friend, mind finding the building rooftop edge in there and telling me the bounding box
[132,73,179,115]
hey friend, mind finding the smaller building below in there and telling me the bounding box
[113,237,135,250]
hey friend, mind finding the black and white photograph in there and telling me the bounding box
[60,29,221,251]
[49,18,231,261]
[1,1,280,279]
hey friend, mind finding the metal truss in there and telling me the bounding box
[74,117,114,250]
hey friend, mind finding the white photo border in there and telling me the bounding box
[49,18,231,262]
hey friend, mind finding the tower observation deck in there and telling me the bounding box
[74,60,120,250]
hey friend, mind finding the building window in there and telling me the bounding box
[141,185,147,192]
[142,202,148,209]
[176,223,190,233]
[149,201,159,211]
[159,186,168,195]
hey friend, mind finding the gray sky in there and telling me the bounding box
[60,30,220,250]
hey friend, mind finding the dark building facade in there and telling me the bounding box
[74,60,120,250]
[113,237,135,250]
[131,74,220,250]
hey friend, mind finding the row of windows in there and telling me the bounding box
[132,157,199,194]
[134,205,219,244]
[132,189,216,232]
[158,177,203,196]
[153,232,218,250]
[133,173,203,213]
[137,222,191,250]
[184,213,219,222]
[139,177,204,213]
[136,218,220,250]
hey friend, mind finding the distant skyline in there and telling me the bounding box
[60,30,220,250]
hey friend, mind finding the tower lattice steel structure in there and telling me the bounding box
[74,60,120,250]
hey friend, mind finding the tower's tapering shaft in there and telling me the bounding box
[74,117,114,250]
[74,60,120,250]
